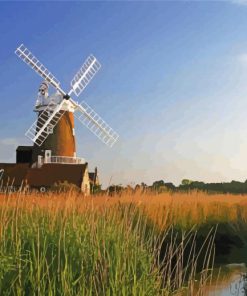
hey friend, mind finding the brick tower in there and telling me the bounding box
[32,82,76,164]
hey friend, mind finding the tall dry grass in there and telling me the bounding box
[0,189,244,295]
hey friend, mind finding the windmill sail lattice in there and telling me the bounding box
[25,100,66,146]
[15,44,64,94]
[70,55,101,97]
[75,101,119,147]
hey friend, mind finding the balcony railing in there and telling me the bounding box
[44,156,85,165]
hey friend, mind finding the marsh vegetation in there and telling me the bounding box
[0,190,246,295]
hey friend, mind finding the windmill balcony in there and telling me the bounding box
[44,156,85,165]
[33,156,85,168]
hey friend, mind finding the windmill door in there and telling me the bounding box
[45,150,51,163]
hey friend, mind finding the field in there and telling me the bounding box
[0,190,246,295]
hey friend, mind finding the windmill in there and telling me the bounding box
[15,44,119,168]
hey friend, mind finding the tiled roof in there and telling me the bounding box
[0,162,88,189]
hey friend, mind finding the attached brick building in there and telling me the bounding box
[0,146,90,195]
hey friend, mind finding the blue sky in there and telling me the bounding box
[1,1,247,187]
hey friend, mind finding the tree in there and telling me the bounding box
[91,184,102,194]
[181,179,193,186]
[107,184,124,196]
[152,180,168,193]
[152,180,165,188]
[164,182,176,190]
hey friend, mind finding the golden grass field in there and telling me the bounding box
[0,190,246,295]
[1,190,246,227]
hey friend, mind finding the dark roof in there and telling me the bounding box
[0,163,30,185]
[27,163,88,188]
[16,146,33,151]
[0,162,88,188]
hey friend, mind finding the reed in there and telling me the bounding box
[0,189,238,295]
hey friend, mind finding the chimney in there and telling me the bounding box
[94,167,97,185]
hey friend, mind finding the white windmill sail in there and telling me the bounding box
[25,100,66,146]
[69,55,101,97]
[74,101,119,147]
[15,44,65,95]
[0,169,4,181]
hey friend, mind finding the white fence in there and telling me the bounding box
[44,156,85,165]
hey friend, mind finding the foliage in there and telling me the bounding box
[178,180,247,194]
[181,179,194,186]
[164,182,176,190]
[107,184,124,195]
[52,180,80,193]
[91,184,102,194]
[129,178,247,195]
[152,180,166,188]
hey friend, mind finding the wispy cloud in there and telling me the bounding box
[237,53,247,65]
[1,138,19,146]
[230,0,247,6]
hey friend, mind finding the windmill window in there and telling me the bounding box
[46,125,53,134]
